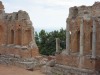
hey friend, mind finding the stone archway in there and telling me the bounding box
[23,29,32,45]
[16,29,22,45]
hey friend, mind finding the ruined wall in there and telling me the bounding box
[50,2,100,75]
[0,1,39,58]
[68,2,100,55]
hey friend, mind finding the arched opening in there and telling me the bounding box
[17,29,22,45]
[11,30,14,44]
[24,30,32,45]
[90,32,92,50]
[77,31,80,52]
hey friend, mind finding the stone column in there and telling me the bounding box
[66,18,70,55]
[21,28,24,46]
[80,18,84,56]
[56,38,60,53]
[92,17,96,58]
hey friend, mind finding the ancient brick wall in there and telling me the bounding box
[0,1,39,58]
[68,2,100,56]
[52,2,100,75]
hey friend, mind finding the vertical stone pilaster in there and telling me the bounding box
[31,27,34,42]
[14,21,18,45]
[13,29,15,44]
[92,17,96,58]
[56,38,60,53]
[80,18,84,56]
[20,28,22,46]
[66,18,70,55]
[21,28,24,46]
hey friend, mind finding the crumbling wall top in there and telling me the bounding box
[0,1,4,9]
[5,10,30,21]
[68,2,100,20]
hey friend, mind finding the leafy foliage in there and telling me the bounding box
[35,28,66,55]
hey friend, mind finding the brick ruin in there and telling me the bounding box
[0,1,39,58]
[48,2,100,75]
[1,1,100,74]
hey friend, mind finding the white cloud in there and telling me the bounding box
[2,0,98,32]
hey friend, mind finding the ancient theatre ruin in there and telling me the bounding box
[0,1,39,58]
[50,2,100,75]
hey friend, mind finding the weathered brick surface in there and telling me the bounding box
[0,1,39,58]
[51,2,100,75]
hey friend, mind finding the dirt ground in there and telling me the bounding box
[0,65,45,75]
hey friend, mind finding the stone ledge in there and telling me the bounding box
[49,64,98,75]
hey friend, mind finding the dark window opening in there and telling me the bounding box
[11,30,14,44]
[77,31,80,51]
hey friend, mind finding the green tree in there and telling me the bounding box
[59,28,66,49]
[35,28,66,56]
[39,30,48,55]
[35,32,39,45]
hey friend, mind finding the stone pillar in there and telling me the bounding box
[56,38,60,53]
[92,17,96,58]
[21,28,24,46]
[66,18,70,55]
[80,18,84,56]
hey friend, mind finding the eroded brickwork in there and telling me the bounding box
[0,1,39,58]
[50,2,100,75]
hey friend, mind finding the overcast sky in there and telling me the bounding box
[2,0,99,32]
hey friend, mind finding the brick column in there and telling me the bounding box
[56,38,60,53]
[21,29,24,46]
[80,18,84,56]
[66,18,70,55]
[92,17,96,58]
